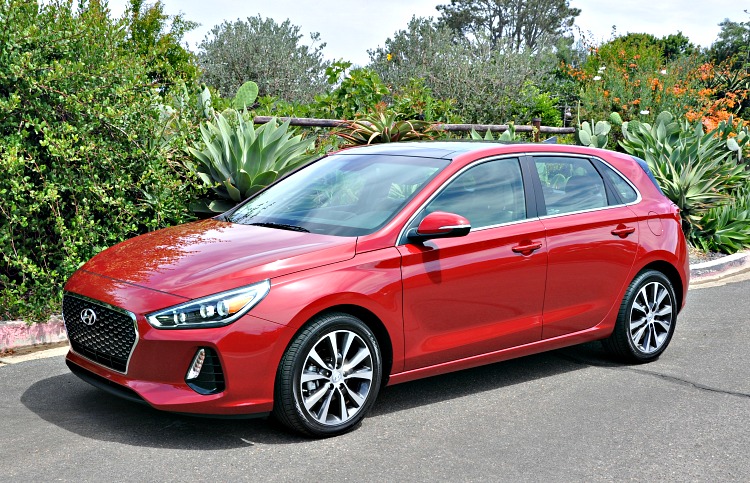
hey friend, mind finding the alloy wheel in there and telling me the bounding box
[629,281,673,354]
[298,329,374,426]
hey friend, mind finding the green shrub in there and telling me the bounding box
[187,111,315,213]
[0,1,199,321]
[314,62,390,120]
[369,17,558,124]
[508,83,563,127]
[390,78,459,123]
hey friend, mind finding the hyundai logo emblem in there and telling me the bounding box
[80,308,97,326]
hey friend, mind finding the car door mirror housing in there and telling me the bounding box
[407,211,471,243]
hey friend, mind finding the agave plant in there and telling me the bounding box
[334,111,434,145]
[693,181,750,254]
[187,111,314,213]
[469,123,517,141]
[619,111,749,239]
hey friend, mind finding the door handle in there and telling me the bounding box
[512,241,543,255]
[611,225,636,238]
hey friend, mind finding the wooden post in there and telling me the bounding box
[532,118,541,143]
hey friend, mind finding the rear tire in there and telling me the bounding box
[602,270,677,363]
[273,312,382,437]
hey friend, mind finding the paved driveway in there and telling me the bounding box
[2,277,749,481]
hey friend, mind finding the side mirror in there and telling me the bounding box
[407,211,471,243]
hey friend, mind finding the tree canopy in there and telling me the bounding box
[197,15,330,102]
[436,0,580,51]
[709,13,750,70]
[368,17,557,124]
[124,0,200,89]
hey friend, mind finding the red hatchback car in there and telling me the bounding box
[63,142,688,437]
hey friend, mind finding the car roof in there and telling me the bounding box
[333,141,631,161]
[335,141,514,159]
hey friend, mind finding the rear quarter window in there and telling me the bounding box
[599,163,638,204]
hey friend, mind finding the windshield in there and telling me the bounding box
[227,153,450,236]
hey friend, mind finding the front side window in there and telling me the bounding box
[409,157,527,231]
[534,156,607,215]
[228,154,449,236]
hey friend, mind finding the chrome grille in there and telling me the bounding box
[62,293,138,373]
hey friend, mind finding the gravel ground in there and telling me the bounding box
[688,245,725,264]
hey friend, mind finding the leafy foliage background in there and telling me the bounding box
[0,0,203,320]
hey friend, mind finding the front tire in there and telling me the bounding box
[273,312,383,437]
[603,270,677,363]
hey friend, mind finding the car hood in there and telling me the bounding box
[81,219,356,299]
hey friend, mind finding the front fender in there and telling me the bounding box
[250,248,405,373]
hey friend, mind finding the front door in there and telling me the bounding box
[398,157,547,370]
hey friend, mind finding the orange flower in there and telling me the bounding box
[633,99,641,105]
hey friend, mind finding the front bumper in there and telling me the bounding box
[64,270,293,416]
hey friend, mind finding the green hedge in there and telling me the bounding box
[0,1,199,321]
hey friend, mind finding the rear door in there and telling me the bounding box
[529,154,639,339]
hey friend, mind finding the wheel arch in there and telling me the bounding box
[638,260,685,313]
[278,304,395,386]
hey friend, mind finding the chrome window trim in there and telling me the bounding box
[438,224,471,230]
[536,204,626,220]
[63,292,139,375]
[397,155,532,245]
[397,152,644,245]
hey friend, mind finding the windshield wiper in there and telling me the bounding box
[249,222,310,233]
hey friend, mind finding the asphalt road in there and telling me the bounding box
[2,277,749,482]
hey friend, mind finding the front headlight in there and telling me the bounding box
[146,280,271,329]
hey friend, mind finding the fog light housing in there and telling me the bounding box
[186,349,206,380]
[185,347,225,395]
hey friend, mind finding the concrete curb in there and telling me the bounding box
[689,250,750,285]
[1,250,748,354]
[0,316,67,352]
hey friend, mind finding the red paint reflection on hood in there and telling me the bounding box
[82,219,356,299]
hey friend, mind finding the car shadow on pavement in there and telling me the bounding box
[20,342,618,448]
[371,341,616,416]
[20,373,302,448]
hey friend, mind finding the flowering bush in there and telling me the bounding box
[567,36,750,129]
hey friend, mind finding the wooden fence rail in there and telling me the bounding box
[253,116,576,142]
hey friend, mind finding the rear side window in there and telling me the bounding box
[534,156,607,215]
[598,163,638,204]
